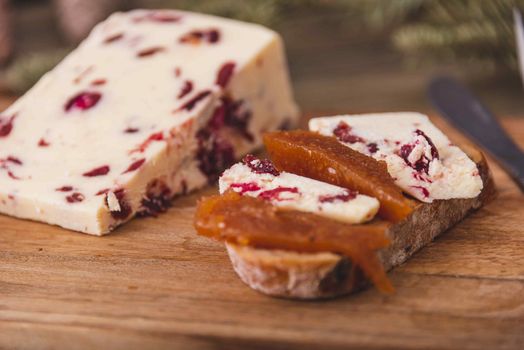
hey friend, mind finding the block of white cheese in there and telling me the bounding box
[0,9,299,235]
[219,155,379,224]
[309,112,483,202]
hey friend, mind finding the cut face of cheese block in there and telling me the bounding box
[0,9,299,235]
[219,156,380,224]
[309,113,483,202]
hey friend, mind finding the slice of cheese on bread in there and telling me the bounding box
[309,113,483,203]
[219,157,379,224]
[222,113,494,299]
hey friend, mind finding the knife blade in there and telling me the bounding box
[514,8,524,87]
[428,76,524,192]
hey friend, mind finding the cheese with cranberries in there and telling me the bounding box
[0,9,298,235]
[309,113,483,202]
[219,156,379,224]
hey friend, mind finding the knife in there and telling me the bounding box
[428,76,524,192]
[514,8,524,86]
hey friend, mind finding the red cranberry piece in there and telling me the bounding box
[414,160,430,174]
[179,30,203,44]
[7,171,20,180]
[179,29,220,44]
[65,92,102,112]
[108,189,132,220]
[194,95,255,182]
[56,186,73,192]
[6,156,22,165]
[1,156,22,180]
[367,143,379,154]
[399,144,414,162]
[258,187,299,201]
[333,121,364,144]
[414,167,429,181]
[208,104,226,130]
[177,90,211,112]
[206,98,253,141]
[412,186,430,198]
[83,165,110,177]
[152,12,180,22]
[208,29,220,43]
[150,13,181,22]
[0,114,16,137]
[122,158,146,174]
[137,194,172,217]
[104,33,124,44]
[196,132,235,183]
[91,79,107,86]
[242,154,280,176]
[414,129,439,159]
[66,192,85,203]
[38,138,50,147]
[216,62,236,88]
[413,172,432,183]
[319,190,357,203]
[399,143,430,174]
[178,80,194,99]
[136,179,173,218]
[145,132,164,143]
[137,47,166,58]
[399,130,439,175]
[134,12,181,23]
[95,188,110,196]
[230,182,261,194]
[131,132,164,153]
[124,127,139,133]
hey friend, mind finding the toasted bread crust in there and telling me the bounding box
[226,148,495,299]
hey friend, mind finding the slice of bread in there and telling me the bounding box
[224,144,495,299]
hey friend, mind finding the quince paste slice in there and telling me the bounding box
[263,130,416,222]
[194,191,394,293]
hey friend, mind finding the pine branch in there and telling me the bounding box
[2,0,523,93]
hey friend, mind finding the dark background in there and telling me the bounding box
[0,0,523,116]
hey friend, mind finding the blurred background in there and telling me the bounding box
[0,0,523,116]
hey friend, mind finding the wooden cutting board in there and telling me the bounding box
[0,115,523,350]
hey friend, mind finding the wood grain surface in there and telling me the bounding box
[0,116,523,350]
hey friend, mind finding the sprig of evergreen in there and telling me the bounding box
[340,0,522,71]
[2,0,522,93]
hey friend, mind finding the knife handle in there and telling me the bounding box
[428,76,524,192]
